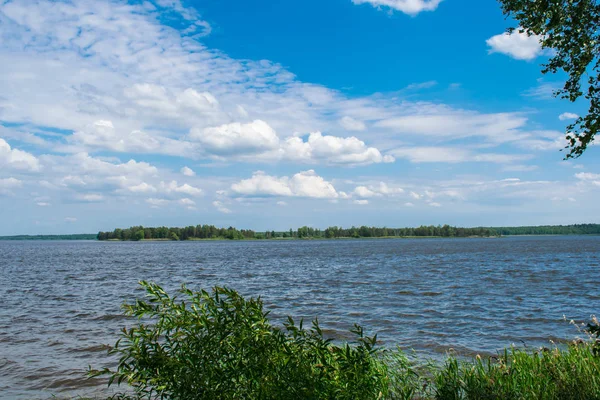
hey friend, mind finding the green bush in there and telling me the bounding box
[431,344,600,400]
[91,282,389,399]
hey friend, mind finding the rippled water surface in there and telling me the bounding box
[1,236,599,399]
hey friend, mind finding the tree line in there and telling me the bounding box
[96,223,600,241]
[97,224,497,241]
[491,224,600,236]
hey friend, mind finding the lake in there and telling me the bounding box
[1,236,599,399]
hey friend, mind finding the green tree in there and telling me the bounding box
[133,229,145,241]
[498,0,600,158]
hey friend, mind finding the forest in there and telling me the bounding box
[95,223,600,241]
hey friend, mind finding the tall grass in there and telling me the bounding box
[90,283,600,399]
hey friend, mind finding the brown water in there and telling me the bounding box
[0,236,599,399]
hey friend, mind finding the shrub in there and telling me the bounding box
[431,344,600,400]
[91,282,389,400]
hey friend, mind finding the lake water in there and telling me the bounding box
[1,236,599,399]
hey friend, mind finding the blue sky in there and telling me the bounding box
[0,0,598,235]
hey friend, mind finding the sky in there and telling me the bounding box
[0,0,598,235]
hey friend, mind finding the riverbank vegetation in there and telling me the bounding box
[96,223,600,241]
[91,282,600,399]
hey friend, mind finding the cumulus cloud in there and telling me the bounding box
[190,121,392,166]
[353,199,369,205]
[486,30,544,60]
[559,112,579,121]
[159,181,203,196]
[351,0,442,15]
[181,166,195,176]
[353,182,403,198]
[282,132,394,165]
[190,120,280,155]
[575,172,600,186]
[127,182,157,193]
[231,170,340,199]
[0,138,40,171]
[178,198,196,209]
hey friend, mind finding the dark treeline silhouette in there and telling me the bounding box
[491,224,600,236]
[97,224,497,241]
[97,225,256,241]
[97,223,600,241]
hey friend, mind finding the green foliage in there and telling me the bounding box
[498,0,600,158]
[133,230,145,242]
[431,344,600,400]
[490,223,600,236]
[92,282,389,400]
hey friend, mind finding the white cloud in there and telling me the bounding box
[176,89,219,113]
[339,116,366,131]
[486,30,544,60]
[428,201,441,207]
[575,172,600,180]
[575,172,600,187]
[36,202,50,206]
[0,138,40,171]
[127,182,157,193]
[353,199,369,205]
[353,182,403,198]
[146,198,169,208]
[406,80,437,90]
[159,181,203,196]
[64,217,77,222]
[231,170,340,199]
[191,120,280,155]
[213,200,232,214]
[276,201,287,206]
[352,0,442,15]
[404,202,414,207]
[559,112,579,121]
[354,186,379,198]
[282,132,394,165]
[181,166,195,176]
